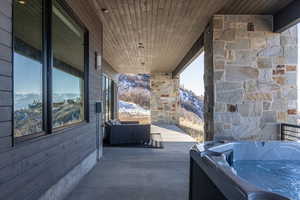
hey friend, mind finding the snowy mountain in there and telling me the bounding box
[14,93,42,110]
[179,88,204,119]
[118,74,150,111]
[14,93,80,110]
[118,74,204,120]
[118,74,150,91]
[14,93,82,137]
[119,100,150,115]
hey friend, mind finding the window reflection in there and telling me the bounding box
[13,0,43,137]
[52,0,85,128]
[52,68,84,128]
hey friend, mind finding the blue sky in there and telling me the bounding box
[180,52,204,96]
[14,53,81,95]
[14,53,43,94]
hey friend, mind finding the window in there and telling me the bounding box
[52,0,86,128]
[13,0,88,139]
[102,75,115,122]
[13,0,43,137]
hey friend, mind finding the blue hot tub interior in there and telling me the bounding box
[208,142,300,200]
[233,160,300,200]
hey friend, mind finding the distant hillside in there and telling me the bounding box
[14,93,82,137]
[118,74,204,120]
[118,74,204,140]
[119,74,150,90]
[119,100,150,115]
[179,88,204,120]
[118,74,150,111]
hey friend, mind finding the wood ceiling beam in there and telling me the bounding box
[274,0,300,32]
[172,34,204,78]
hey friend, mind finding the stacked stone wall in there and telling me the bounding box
[150,73,180,125]
[205,15,298,140]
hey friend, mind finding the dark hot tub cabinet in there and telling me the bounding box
[189,141,300,200]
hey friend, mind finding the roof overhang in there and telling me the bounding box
[91,0,295,74]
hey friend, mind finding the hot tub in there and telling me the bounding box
[189,141,300,200]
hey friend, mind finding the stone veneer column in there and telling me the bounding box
[150,73,180,125]
[204,15,298,141]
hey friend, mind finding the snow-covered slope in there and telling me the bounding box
[118,74,150,91]
[118,74,204,120]
[119,100,150,115]
[179,88,204,119]
[118,74,150,111]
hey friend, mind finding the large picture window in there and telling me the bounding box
[52,0,85,128]
[13,0,88,139]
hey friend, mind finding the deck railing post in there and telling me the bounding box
[280,123,300,141]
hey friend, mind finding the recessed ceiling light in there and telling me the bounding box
[101,8,109,13]
[138,43,144,49]
[18,0,26,4]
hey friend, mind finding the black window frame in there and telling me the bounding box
[102,74,115,123]
[12,0,90,144]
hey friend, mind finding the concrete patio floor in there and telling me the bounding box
[65,124,196,200]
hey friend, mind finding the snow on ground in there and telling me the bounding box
[119,100,150,115]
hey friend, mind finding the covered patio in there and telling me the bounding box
[95,0,300,141]
[0,0,300,199]
[66,124,195,200]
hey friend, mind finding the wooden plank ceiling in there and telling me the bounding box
[91,0,293,74]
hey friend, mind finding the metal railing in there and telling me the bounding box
[281,123,300,141]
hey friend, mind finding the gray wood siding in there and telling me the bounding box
[0,0,12,151]
[0,0,103,199]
